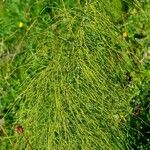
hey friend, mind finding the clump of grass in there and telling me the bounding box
[0,0,149,149]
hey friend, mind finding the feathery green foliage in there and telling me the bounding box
[0,0,150,149]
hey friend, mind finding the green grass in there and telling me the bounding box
[0,0,150,149]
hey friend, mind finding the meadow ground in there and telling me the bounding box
[0,0,150,149]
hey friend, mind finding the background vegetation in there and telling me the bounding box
[0,0,150,149]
